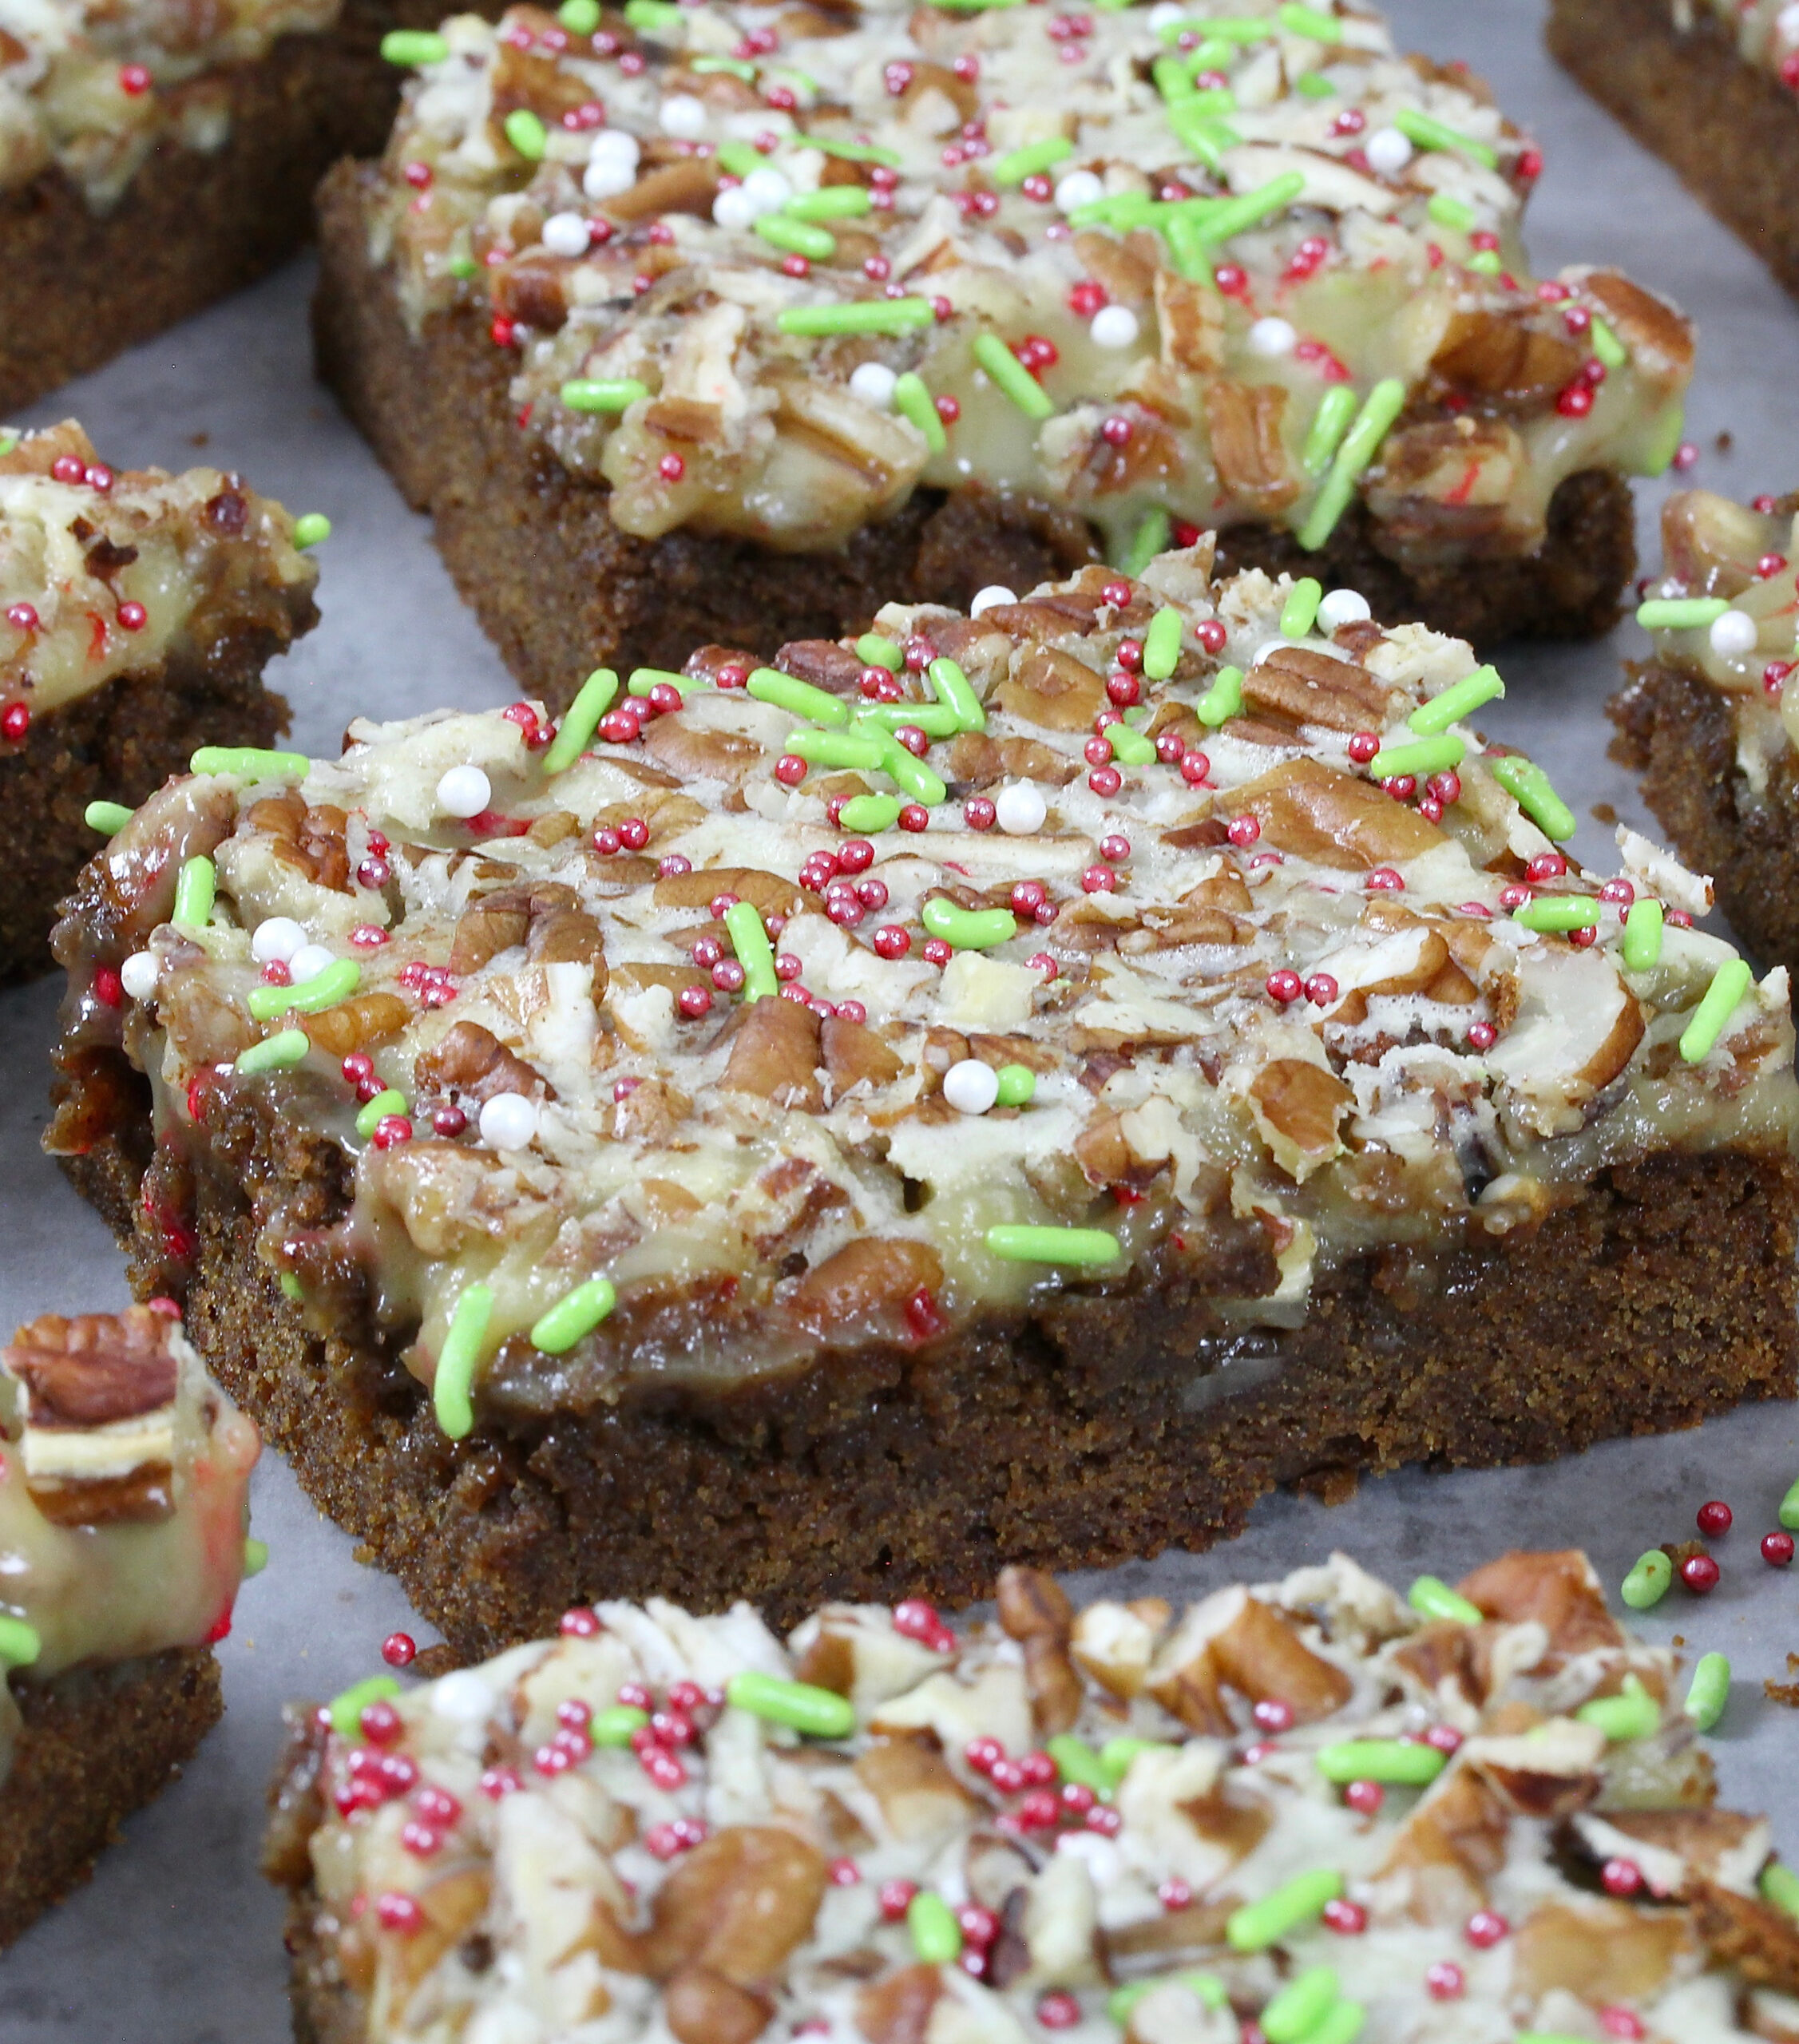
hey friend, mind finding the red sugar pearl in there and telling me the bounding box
[372,1114,413,1148]
[878,1879,917,1921]
[1105,670,1139,707]
[1599,2010,1646,2042]
[1601,1857,1643,1898]
[1305,972,1339,1006]
[1763,1530,1795,1566]
[1100,414,1132,447]
[1179,751,1211,786]
[964,796,997,830]
[1036,1994,1080,2030]
[1346,731,1380,764]
[1365,866,1405,892]
[117,600,148,631]
[1343,1779,1384,1816]
[1100,833,1131,862]
[1068,280,1108,317]
[1226,814,1261,847]
[677,985,712,1020]
[922,937,952,966]
[0,701,28,743]
[1088,765,1123,798]
[775,754,807,786]
[6,602,40,633]
[1266,969,1303,1005]
[1080,864,1116,893]
[93,965,124,1008]
[360,1699,404,1746]
[1158,1877,1194,1911]
[873,925,911,960]
[1322,1898,1367,1935]
[1425,1960,1464,2000]
[1682,1553,1721,1593]
[829,1856,861,1886]
[1468,1020,1498,1051]
[375,1891,425,1934]
[1195,617,1227,654]
[657,453,686,482]
[480,1765,521,1799]
[1252,1697,1294,1732]
[1555,382,1594,418]
[381,1632,418,1668]
[1464,1909,1509,1948]
[898,803,929,831]
[431,1105,467,1137]
[1697,1499,1733,1536]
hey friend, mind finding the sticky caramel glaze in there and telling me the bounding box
[0,1313,258,1787]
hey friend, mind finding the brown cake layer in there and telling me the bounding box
[0,0,483,412]
[1547,0,1799,300]
[1609,656,1799,972]
[0,640,293,989]
[0,1645,221,1951]
[51,1052,1799,1662]
[315,160,1638,708]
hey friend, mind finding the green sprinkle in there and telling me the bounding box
[1278,1,1343,38]
[1426,191,1476,232]
[757,215,836,259]
[448,253,480,281]
[380,27,446,64]
[784,727,886,770]
[1143,608,1184,681]
[1047,1733,1112,1797]
[1761,1863,1799,1919]
[921,899,1016,950]
[0,432,16,458]
[748,667,851,727]
[1279,576,1323,640]
[236,1028,311,1075]
[1298,377,1406,551]
[558,0,600,29]
[355,1088,407,1139]
[1304,2006,1366,2044]
[85,800,133,834]
[1408,664,1504,734]
[1163,209,1217,281]
[858,633,902,671]
[1686,1651,1730,1732]
[0,1614,42,1668]
[1590,315,1628,369]
[624,0,682,25]
[1122,509,1171,578]
[243,1536,269,1577]
[1194,170,1306,246]
[1466,250,1502,275]
[985,1224,1119,1266]
[836,794,903,833]
[434,1283,492,1440]
[972,333,1056,422]
[1575,1674,1659,1743]
[504,109,548,161]
[1636,595,1729,632]
[992,137,1074,186]
[1393,105,1498,168]
[1261,1969,1340,2044]
[875,732,947,806]
[292,513,332,549]
[542,667,619,771]
[529,1277,616,1353]
[715,140,764,177]
[1488,755,1576,842]
[628,666,699,699]
[172,855,216,929]
[725,1670,857,1737]
[905,1889,962,1964]
[1107,723,1157,766]
[1680,956,1753,1064]
[858,703,961,739]
[785,187,872,220]
[776,298,933,337]
[191,746,310,781]
[248,957,360,1021]
[1195,664,1244,727]
[993,1064,1036,1107]
[1099,1736,1173,1788]
[1108,1975,1228,2024]
[724,900,780,1002]
[1302,385,1359,476]
[1315,1740,1447,1786]
[1642,400,1686,477]
[562,377,649,413]
[1781,1475,1799,1530]
[809,138,904,168]
[1409,1575,1484,1625]
[1620,1549,1673,1610]
[1227,1868,1345,1952]
[893,372,947,455]
[1294,69,1335,95]
[279,1272,303,1301]
[691,53,756,77]
[1368,732,1464,781]
[1512,896,1600,933]
[593,1702,651,1745]
[1154,53,1197,101]
[926,655,986,732]
[327,1674,401,1737]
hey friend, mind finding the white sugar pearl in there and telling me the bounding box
[995,781,1048,835]
[1247,315,1297,358]
[740,166,792,210]
[431,1670,497,1722]
[1089,304,1140,350]
[436,764,491,818]
[251,916,307,965]
[660,93,707,138]
[1710,608,1759,656]
[1316,588,1373,630]
[943,1058,1001,1115]
[712,185,760,231]
[1779,1,1799,39]
[1054,168,1104,214]
[479,1091,539,1151]
[539,210,591,257]
[1364,126,1413,176]
[120,950,160,1000]
[969,584,1016,616]
[1148,0,1188,26]
[288,943,335,986]
[588,127,640,168]
[849,361,898,409]
[583,158,636,200]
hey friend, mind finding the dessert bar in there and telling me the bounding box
[1549,0,1799,302]
[264,1547,1799,2041]
[44,539,1799,1658]
[316,0,1693,699]
[0,418,319,984]
[1608,485,1799,973]
[0,1304,260,1948]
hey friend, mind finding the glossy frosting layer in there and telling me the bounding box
[367,0,1691,560]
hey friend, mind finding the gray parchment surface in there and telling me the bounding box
[5,2,1799,2034]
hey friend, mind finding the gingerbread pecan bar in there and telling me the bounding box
[0,1303,261,1947]
[264,1547,1799,2041]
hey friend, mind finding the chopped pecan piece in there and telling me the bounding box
[1204,380,1296,515]
[4,1306,176,1424]
[301,992,411,1058]
[787,1238,943,1337]
[722,997,825,1111]
[414,1021,553,1104]
[994,644,1107,731]
[997,1567,1084,1735]
[821,1015,904,1091]
[1456,1549,1625,1655]
[1242,648,1391,733]
[1231,756,1444,869]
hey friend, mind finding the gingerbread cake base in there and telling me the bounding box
[1548,0,1799,301]
[314,160,1639,707]
[1609,656,1799,972]
[50,1052,1799,1662]
[0,1646,221,1951]
[0,645,292,988]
